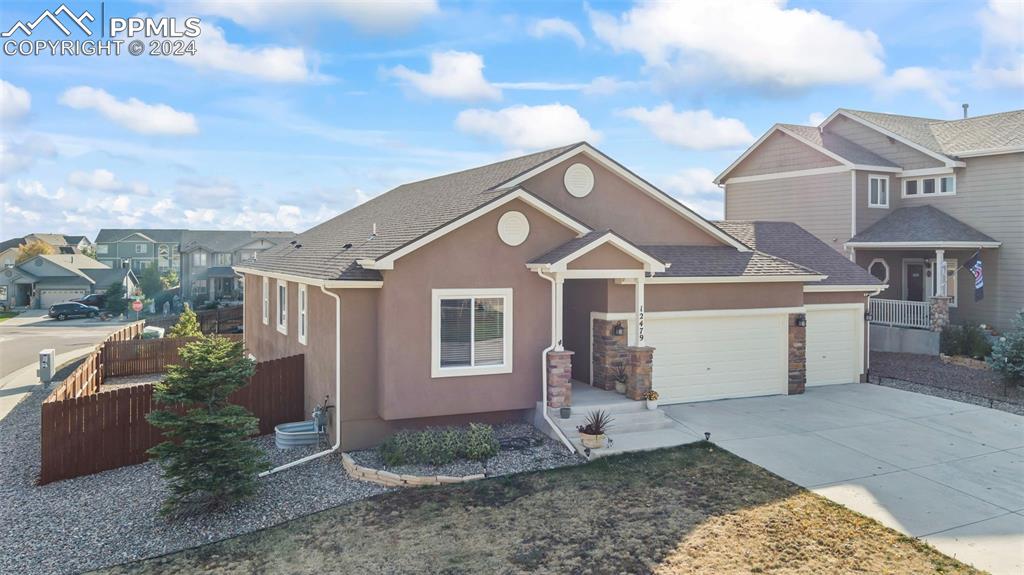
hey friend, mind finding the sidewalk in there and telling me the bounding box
[0,346,97,422]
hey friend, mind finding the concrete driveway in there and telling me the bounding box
[663,384,1024,575]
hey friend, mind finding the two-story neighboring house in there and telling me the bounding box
[93,229,186,274]
[718,108,1023,333]
[179,231,295,300]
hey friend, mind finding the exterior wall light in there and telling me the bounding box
[795,314,807,328]
[864,311,873,322]
[613,322,625,336]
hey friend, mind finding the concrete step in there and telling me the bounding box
[571,426,701,459]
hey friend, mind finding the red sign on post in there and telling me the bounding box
[132,300,143,312]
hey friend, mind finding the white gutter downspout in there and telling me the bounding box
[536,270,575,453]
[260,284,342,477]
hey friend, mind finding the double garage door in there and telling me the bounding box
[40,288,87,308]
[643,305,863,404]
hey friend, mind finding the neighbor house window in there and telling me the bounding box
[135,244,147,254]
[431,288,513,378]
[868,175,889,208]
[262,277,269,325]
[192,251,207,266]
[215,253,232,266]
[276,280,287,334]
[902,175,956,198]
[96,244,108,255]
[298,284,307,345]
[868,258,889,284]
[191,280,208,294]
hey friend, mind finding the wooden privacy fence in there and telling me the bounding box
[47,322,145,402]
[40,354,305,485]
[145,305,243,334]
[102,334,243,377]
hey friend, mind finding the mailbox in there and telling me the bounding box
[38,348,56,383]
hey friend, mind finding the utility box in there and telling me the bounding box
[38,349,56,383]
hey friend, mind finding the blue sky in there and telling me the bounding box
[1,0,1021,240]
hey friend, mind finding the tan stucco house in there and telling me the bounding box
[237,143,880,450]
[719,108,1023,333]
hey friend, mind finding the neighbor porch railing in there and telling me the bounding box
[870,298,931,330]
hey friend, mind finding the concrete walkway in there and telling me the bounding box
[663,384,1024,575]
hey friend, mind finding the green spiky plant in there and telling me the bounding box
[168,304,201,339]
[146,335,268,516]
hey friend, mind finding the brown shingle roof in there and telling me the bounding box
[780,124,898,167]
[643,245,817,279]
[840,109,1024,157]
[714,221,881,286]
[849,206,999,244]
[244,143,583,281]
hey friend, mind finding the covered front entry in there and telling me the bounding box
[645,311,789,403]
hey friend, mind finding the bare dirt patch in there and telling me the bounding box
[96,443,977,575]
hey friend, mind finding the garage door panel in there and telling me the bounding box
[806,306,862,387]
[40,289,87,308]
[646,313,788,404]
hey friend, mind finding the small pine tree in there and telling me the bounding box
[104,281,127,315]
[988,311,1024,387]
[147,336,267,516]
[140,262,163,300]
[168,304,202,338]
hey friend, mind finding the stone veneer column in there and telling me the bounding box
[788,314,806,395]
[546,350,574,408]
[592,319,628,391]
[624,346,654,400]
[929,296,951,332]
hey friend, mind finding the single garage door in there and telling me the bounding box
[806,305,863,386]
[645,312,789,404]
[40,288,86,308]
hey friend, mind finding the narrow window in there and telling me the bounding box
[276,280,287,334]
[298,284,307,345]
[262,277,269,324]
[922,178,936,194]
[868,175,888,208]
[904,179,918,196]
[940,175,956,195]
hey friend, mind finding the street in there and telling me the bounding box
[0,312,130,379]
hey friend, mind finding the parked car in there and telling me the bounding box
[71,293,106,308]
[48,302,100,320]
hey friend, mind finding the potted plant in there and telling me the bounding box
[643,390,659,410]
[613,363,628,394]
[577,410,612,449]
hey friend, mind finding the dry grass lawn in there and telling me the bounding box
[98,443,979,575]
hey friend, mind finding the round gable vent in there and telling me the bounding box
[563,163,594,198]
[497,211,530,246]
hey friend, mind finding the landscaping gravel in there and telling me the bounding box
[0,386,390,575]
[871,352,1022,415]
[0,392,582,575]
[348,422,582,478]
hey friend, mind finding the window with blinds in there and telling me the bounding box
[434,289,511,376]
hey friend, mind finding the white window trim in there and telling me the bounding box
[431,288,513,378]
[262,277,269,325]
[902,174,956,198]
[868,258,890,284]
[276,279,288,334]
[297,284,308,345]
[868,174,889,208]
[135,243,147,254]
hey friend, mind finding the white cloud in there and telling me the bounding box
[493,76,642,95]
[67,169,150,195]
[620,105,754,150]
[878,67,958,115]
[975,0,1024,88]
[390,51,501,101]
[455,103,601,150]
[59,87,199,136]
[150,198,175,217]
[15,179,65,201]
[0,80,31,122]
[176,177,239,203]
[807,112,826,126]
[4,203,41,223]
[589,1,884,89]
[176,23,325,83]
[662,168,719,197]
[184,207,217,225]
[529,18,585,47]
[0,137,55,174]
[180,0,439,33]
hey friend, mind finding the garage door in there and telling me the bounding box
[40,289,86,308]
[806,305,863,386]
[645,312,789,404]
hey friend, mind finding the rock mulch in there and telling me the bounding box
[0,388,582,575]
[103,373,164,390]
[871,351,1023,415]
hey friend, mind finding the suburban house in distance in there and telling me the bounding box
[0,233,95,268]
[94,228,295,301]
[0,253,137,309]
[718,108,1023,337]
[236,142,880,451]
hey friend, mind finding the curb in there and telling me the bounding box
[340,453,486,488]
